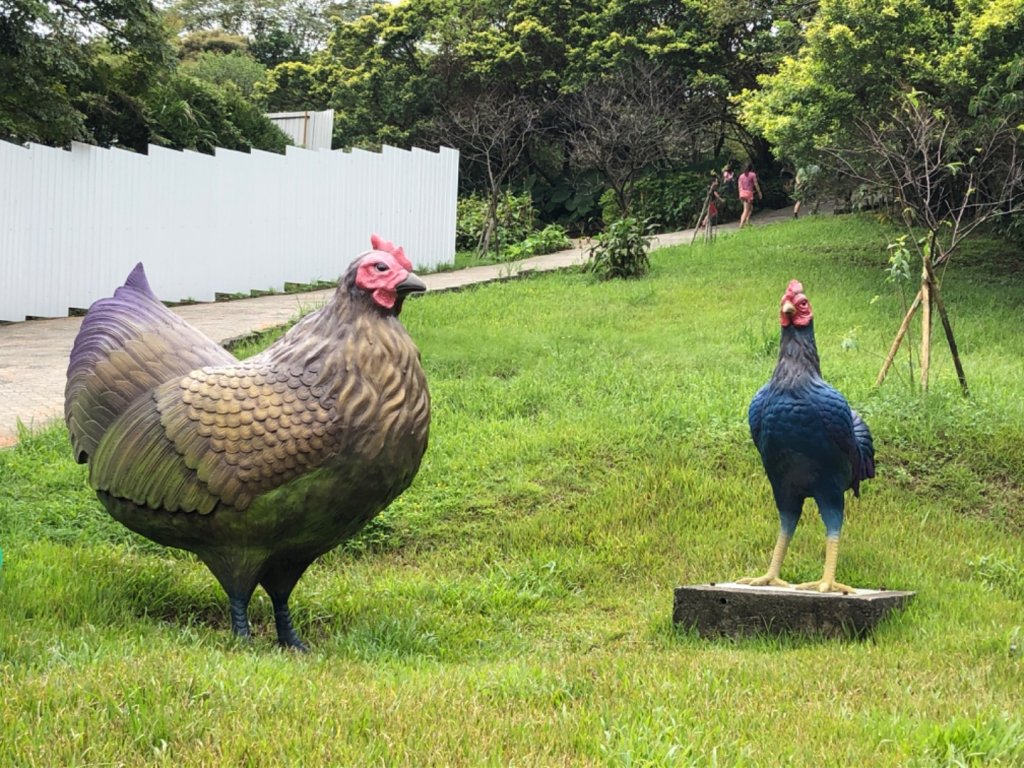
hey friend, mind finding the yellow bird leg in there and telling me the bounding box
[795,537,857,594]
[737,532,791,587]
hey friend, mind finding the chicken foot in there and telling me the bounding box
[737,533,791,587]
[794,538,857,594]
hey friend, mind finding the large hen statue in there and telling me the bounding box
[65,235,430,649]
[741,280,875,593]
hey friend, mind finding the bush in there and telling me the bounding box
[600,166,739,231]
[502,225,573,261]
[583,217,652,280]
[456,192,535,254]
[145,74,289,155]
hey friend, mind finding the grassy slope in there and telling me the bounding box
[1,216,1022,766]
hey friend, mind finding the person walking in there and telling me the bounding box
[738,162,762,229]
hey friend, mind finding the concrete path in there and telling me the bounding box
[0,206,800,447]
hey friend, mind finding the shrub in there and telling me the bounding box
[502,225,573,261]
[583,217,652,280]
[456,192,535,254]
[600,167,737,231]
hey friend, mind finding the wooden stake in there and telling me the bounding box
[691,192,710,245]
[919,272,932,391]
[925,264,970,397]
[875,289,922,387]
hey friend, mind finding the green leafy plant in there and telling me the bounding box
[456,192,535,255]
[584,216,652,280]
[502,225,573,262]
[598,164,759,232]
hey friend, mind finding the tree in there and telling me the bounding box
[741,0,1024,393]
[834,93,1024,393]
[177,29,250,58]
[432,92,544,257]
[144,72,289,153]
[261,60,327,111]
[180,50,269,100]
[317,0,441,148]
[164,0,355,63]
[563,60,713,217]
[0,0,170,146]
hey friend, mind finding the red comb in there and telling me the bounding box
[370,234,413,271]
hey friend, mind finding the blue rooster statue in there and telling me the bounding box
[741,280,875,593]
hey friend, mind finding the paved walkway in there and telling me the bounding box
[0,206,801,447]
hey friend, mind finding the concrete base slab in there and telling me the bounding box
[673,582,915,639]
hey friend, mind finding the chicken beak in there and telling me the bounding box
[396,273,427,296]
[781,299,796,316]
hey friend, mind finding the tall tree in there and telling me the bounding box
[165,0,367,63]
[741,0,1024,392]
[563,60,713,216]
[0,0,170,145]
[433,91,544,256]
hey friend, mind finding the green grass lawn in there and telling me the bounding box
[1,215,1022,766]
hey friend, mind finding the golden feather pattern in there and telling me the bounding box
[89,292,429,516]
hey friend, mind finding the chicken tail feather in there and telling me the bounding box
[65,263,235,463]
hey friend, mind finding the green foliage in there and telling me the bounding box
[0,0,171,146]
[2,217,1024,763]
[0,1,292,153]
[318,1,441,148]
[166,0,338,65]
[180,51,269,101]
[600,167,732,231]
[260,61,326,112]
[584,216,653,279]
[456,193,535,253]
[528,169,606,230]
[741,0,1024,166]
[145,74,290,154]
[500,225,573,262]
[177,30,250,59]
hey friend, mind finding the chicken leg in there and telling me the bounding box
[261,561,312,651]
[228,591,254,639]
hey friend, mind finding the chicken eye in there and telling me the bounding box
[374,262,389,273]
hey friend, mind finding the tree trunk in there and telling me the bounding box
[479,188,500,259]
[749,136,775,174]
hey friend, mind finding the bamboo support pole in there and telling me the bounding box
[923,258,970,397]
[691,191,711,245]
[919,272,932,390]
[875,289,923,387]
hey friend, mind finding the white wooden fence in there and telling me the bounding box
[0,141,459,322]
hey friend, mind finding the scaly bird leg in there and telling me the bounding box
[261,564,310,652]
[737,533,791,587]
[272,601,308,652]
[795,537,857,594]
[228,593,253,640]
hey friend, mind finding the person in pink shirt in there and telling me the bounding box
[738,162,762,228]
